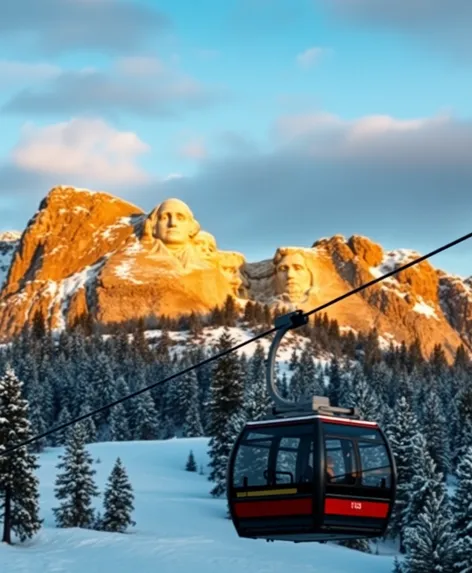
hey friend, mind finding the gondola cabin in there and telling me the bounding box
[227,412,396,543]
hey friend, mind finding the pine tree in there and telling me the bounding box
[109,403,130,441]
[385,396,422,552]
[450,446,472,571]
[338,538,371,553]
[327,356,347,406]
[403,489,454,573]
[53,405,74,446]
[53,423,99,528]
[182,399,204,437]
[209,410,244,497]
[345,366,381,421]
[420,391,450,478]
[180,356,204,437]
[186,450,197,472]
[404,435,445,528]
[207,329,246,497]
[101,458,135,533]
[392,556,405,573]
[0,365,42,544]
[131,390,159,440]
[244,342,270,421]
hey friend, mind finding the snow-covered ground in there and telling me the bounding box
[1,438,397,573]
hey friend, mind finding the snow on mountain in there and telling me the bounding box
[0,438,398,573]
[0,231,21,290]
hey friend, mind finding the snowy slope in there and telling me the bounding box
[1,438,397,573]
[142,325,332,373]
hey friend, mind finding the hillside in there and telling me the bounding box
[1,185,471,362]
[0,438,397,573]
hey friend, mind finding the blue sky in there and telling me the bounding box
[1,0,472,276]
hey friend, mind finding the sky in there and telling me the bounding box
[0,0,471,276]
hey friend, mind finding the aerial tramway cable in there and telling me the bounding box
[1,230,471,457]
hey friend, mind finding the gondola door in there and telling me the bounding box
[321,418,395,539]
[229,421,319,541]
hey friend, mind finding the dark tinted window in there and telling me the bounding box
[358,441,392,488]
[322,421,382,442]
[232,423,314,488]
[325,438,357,485]
[233,436,271,487]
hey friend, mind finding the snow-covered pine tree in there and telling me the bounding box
[130,382,159,441]
[452,416,472,473]
[109,402,131,441]
[367,361,392,408]
[345,366,381,421]
[186,450,197,472]
[244,342,270,422]
[338,537,371,553]
[53,423,99,529]
[101,457,135,533]
[53,405,74,446]
[392,556,405,573]
[450,446,472,571]
[26,373,49,453]
[76,403,98,444]
[404,435,447,535]
[209,409,245,497]
[327,356,348,407]
[403,488,454,573]
[207,329,245,497]
[181,356,204,437]
[385,396,422,552]
[161,416,176,440]
[419,391,450,479]
[0,365,42,544]
[182,398,204,437]
[89,351,117,440]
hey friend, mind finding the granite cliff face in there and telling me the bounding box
[0,186,470,362]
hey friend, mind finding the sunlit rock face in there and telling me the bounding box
[0,186,469,363]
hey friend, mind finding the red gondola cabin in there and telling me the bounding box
[227,413,396,542]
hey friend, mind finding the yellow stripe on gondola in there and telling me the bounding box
[236,488,298,498]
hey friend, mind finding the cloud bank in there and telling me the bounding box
[0,0,170,55]
[2,57,224,119]
[320,0,472,61]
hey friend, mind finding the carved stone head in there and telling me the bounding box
[193,230,217,258]
[218,251,246,296]
[273,247,314,303]
[153,198,200,247]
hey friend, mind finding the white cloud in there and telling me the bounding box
[295,47,325,68]
[10,118,151,184]
[272,112,470,163]
[2,56,224,118]
[319,0,472,61]
[113,56,165,77]
[0,60,61,86]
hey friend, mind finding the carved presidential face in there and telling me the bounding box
[193,231,217,258]
[275,252,312,302]
[219,252,245,296]
[155,198,199,246]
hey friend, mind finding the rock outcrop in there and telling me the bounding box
[0,186,470,363]
[0,231,21,290]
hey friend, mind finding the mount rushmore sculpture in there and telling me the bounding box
[121,197,321,308]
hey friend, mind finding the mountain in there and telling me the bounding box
[0,185,470,362]
[0,231,21,290]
